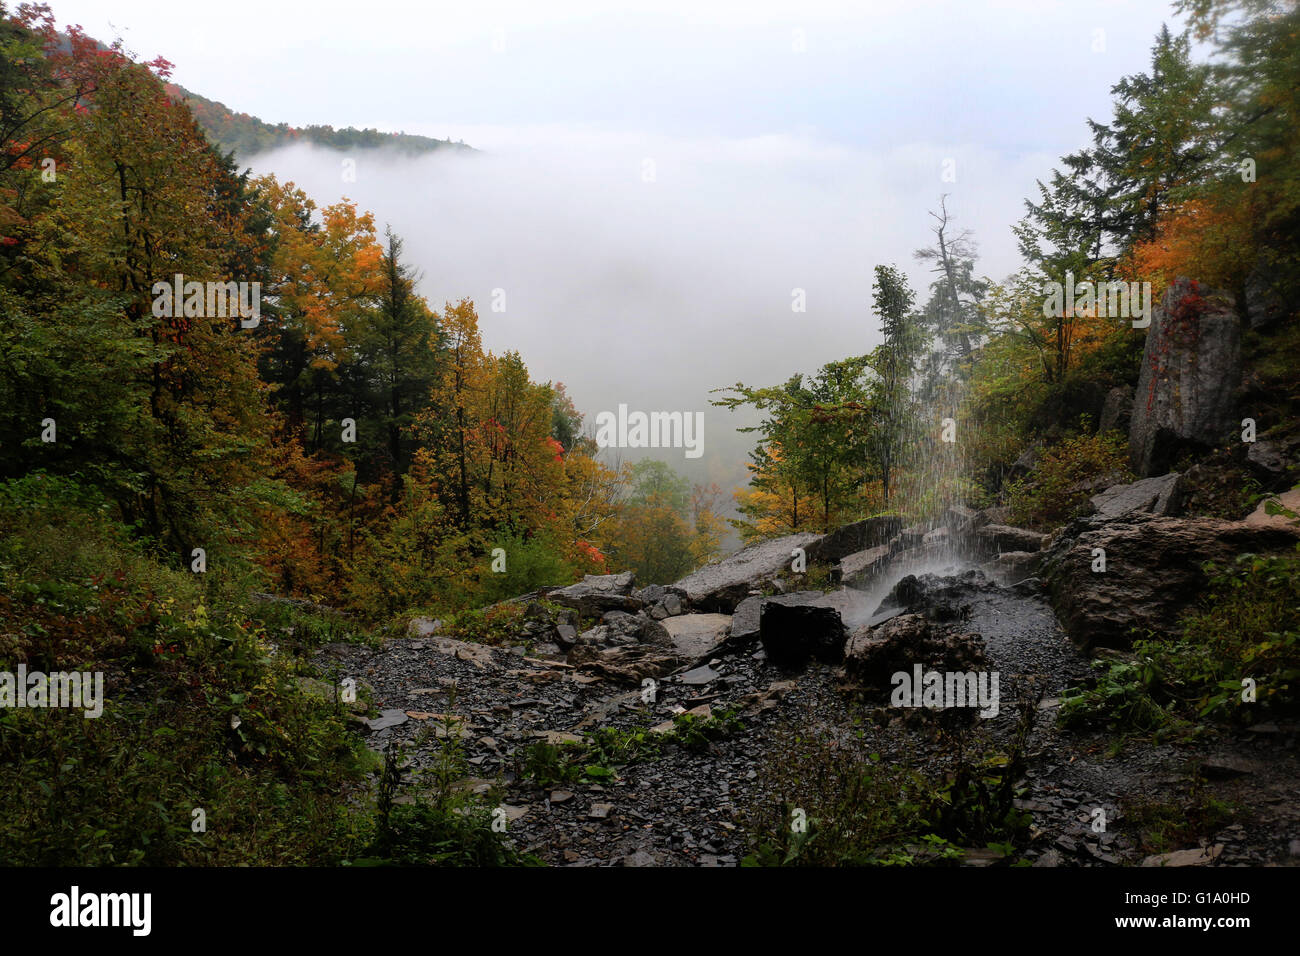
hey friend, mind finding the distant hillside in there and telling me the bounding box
[165,84,474,159]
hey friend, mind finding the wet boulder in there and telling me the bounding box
[549,572,643,616]
[843,613,988,690]
[671,533,821,612]
[759,601,846,668]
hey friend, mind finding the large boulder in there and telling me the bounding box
[548,572,642,616]
[731,589,874,644]
[809,516,903,564]
[576,611,671,648]
[730,591,823,644]
[671,532,821,612]
[843,613,988,689]
[1088,473,1183,519]
[1129,278,1242,477]
[880,570,994,620]
[1042,513,1300,649]
[659,613,732,660]
[980,551,1042,587]
[837,544,892,587]
[759,602,845,668]
[970,524,1046,557]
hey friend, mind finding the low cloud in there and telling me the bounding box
[243,129,1052,505]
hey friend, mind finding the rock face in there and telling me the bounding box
[549,572,642,616]
[1042,514,1300,649]
[1129,278,1242,477]
[759,602,845,668]
[1088,473,1183,519]
[671,532,821,612]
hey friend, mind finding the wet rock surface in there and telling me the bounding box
[314,555,1300,867]
[1041,512,1300,649]
[671,532,821,611]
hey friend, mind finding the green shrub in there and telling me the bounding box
[1004,429,1131,530]
[1059,537,1300,733]
[740,699,1036,866]
[0,474,372,865]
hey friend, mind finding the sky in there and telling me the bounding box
[45,0,1192,503]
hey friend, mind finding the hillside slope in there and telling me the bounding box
[165,83,474,159]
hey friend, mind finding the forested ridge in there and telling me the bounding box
[164,82,474,160]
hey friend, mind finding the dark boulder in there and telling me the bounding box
[759,602,846,668]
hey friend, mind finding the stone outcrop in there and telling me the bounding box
[1129,278,1242,477]
[671,532,821,611]
[1041,513,1300,649]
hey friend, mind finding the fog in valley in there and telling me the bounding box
[241,134,1046,512]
